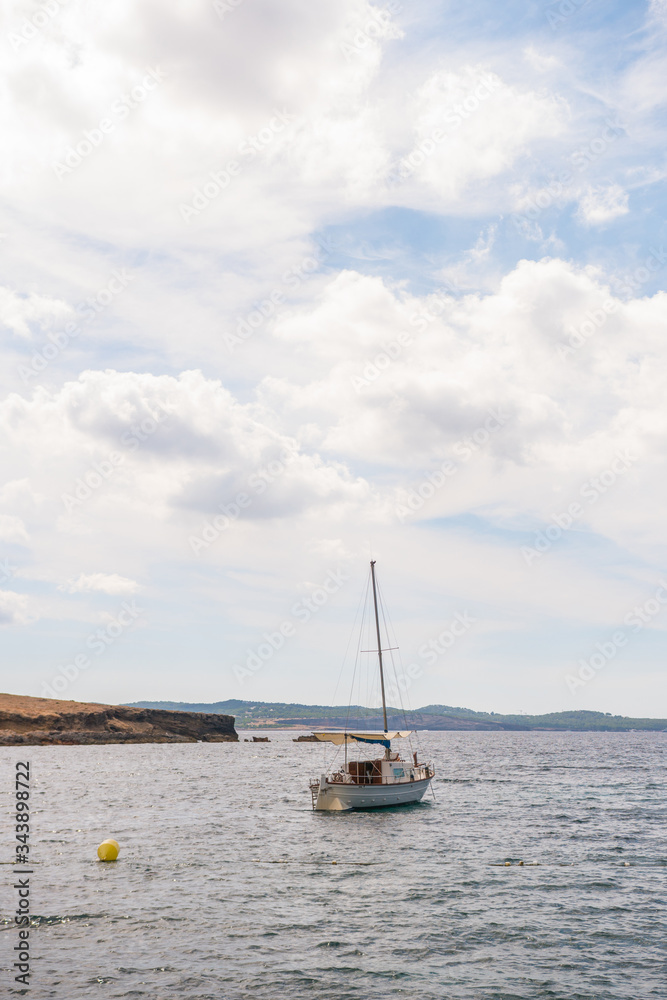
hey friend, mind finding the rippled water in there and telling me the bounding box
[1,731,666,999]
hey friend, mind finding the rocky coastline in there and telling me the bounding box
[0,693,238,745]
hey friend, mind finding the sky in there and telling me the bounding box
[1,0,667,717]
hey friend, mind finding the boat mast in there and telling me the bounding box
[370,560,389,733]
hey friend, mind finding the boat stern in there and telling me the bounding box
[310,775,352,811]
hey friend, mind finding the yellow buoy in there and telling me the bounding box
[504,861,511,866]
[97,839,119,862]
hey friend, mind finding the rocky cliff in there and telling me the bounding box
[0,693,238,745]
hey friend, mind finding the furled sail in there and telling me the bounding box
[311,730,412,747]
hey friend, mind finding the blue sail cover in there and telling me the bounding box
[354,735,390,748]
[311,730,412,747]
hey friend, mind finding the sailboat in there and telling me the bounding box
[309,560,434,811]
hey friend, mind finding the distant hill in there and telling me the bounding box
[124,699,667,732]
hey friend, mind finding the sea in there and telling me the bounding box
[1,730,665,999]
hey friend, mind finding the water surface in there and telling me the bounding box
[1,731,665,999]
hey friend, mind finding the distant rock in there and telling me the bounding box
[293,734,318,741]
[0,693,238,745]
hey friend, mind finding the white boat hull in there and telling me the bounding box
[313,775,432,811]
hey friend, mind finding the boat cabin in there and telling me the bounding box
[328,752,431,786]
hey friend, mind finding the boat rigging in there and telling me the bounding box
[308,560,434,811]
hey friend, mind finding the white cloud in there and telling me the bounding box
[259,258,667,565]
[0,514,29,543]
[523,46,561,73]
[0,590,30,626]
[0,287,73,340]
[648,0,667,24]
[391,66,567,208]
[1,1,665,712]
[0,368,374,536]
[577,185,629,225]
[0,0,580,292]
[61,572,140,595]
[3,258,663,571]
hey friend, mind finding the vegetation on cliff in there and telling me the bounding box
[126,699,667,732]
